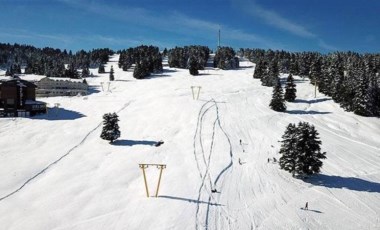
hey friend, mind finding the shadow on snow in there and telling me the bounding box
[87,86,101,95]
[293,98,332,104]
[305,174,380,193]
[300,208,323,213]
[112,139,158,146]
[286,110,331,115]
[31,108,85,120]
[158,195,223,206]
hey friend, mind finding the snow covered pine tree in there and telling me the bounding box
[284,73,297,102]
[269,78,286,112]
[100,113,121,143]
[188,57,199,76]
[278,123,298,176]
[279,122,326,177]
[109,65,115,81]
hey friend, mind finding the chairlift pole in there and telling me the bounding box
[139,164,150,197]
[155,165,166,197]
[314,79,317,98]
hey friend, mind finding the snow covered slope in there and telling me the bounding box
[0,55,379,230]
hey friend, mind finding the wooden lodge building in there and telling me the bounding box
[0,78,47,117]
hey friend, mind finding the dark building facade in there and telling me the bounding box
[0,78,46,117]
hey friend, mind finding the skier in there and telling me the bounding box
[239,139,242,145]
[267,158,270,163]
[305,202,308,210]
[238,158,242,165]
[211,188,217,193]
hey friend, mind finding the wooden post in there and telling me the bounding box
[191,86,201,100]
[155,165,166,197]
[314,80,317,98]
[196,86,201,100]
[139,164,150,197]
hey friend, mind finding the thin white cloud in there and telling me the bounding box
[232,0,315,38]
[57,0,278,49]
[90,35,141,46]
[0,30,73,44]
[318,39,337,51]
[232,0,338,51]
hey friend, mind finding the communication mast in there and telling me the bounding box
[217,28,221,50]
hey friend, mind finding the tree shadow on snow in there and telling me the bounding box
[146,74,172,79]
[87,86,101,95]
[293,79,308,83]
[162,68,178,73]
[31,108,85,120]
[197,73,212,76]
[112,139,158,146]
[286,110,331,115]
[304,174,380,193]
[293,98,331,104]
[300,208,323,213]
[114,79,132,82]
[158,195,223,206]
[238,65,254,69]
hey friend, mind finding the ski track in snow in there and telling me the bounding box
[0,101,132,202]
[193,99,236,230]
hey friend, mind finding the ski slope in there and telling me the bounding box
[0,55,379,230]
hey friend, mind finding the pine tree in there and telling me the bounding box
[309,57,321,86]
[64,63,80,79]
[294,122,326,176]
[109,65,115,81]
[188,57,199,75]
[253,60,266,79]
[284,74,297,102]
[82,67,90,78]
[133,62,146,79]
[289,58,299,75]
[262,59,279,87]
[98,63,105,73]
[279,123,298,176]
[100,113,121,143]
[279,122,326,177]
[353,67,372,116]
[269,78,286,112]
[329,55,345,101]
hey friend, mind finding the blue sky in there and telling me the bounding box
[0,0,379,53]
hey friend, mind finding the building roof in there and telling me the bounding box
[25,100,46,105]
[41,77,84,83]
[0,78,37,88]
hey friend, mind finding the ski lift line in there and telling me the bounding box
[0,101,133,202]
[138,164,167,198]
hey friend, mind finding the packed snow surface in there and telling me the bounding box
[0,55,379,230]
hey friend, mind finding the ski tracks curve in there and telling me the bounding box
[0,101,133,202]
